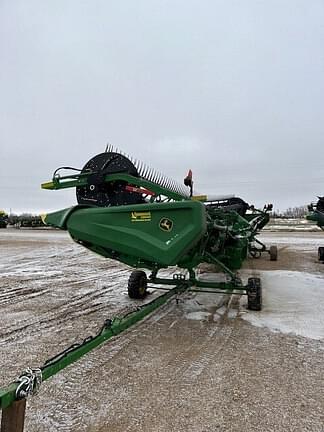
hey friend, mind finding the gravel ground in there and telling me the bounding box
[0,228,323,431]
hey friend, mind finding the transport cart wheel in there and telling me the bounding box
[269,245,278,261]
[318,247,324,263]
[128,270,148,299]
[247,277,262,311]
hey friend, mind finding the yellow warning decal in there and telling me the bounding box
[40,213,47,224]
[192,195,207,202]
[131,211,151,222]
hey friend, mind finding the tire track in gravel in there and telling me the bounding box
[49,297,184,432]
[25,285,237,431]
[0,271,131,344]
[0,286,51,306]
[108,294,236,432]
[165,294,237,382]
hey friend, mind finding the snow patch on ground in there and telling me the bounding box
[241,270,324,341]
[259,233,323,248]
[185,311,212,321]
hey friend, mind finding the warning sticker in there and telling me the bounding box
[131,211,151,222]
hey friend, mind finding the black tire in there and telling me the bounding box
[128,270,148,299]
[269,245,278,261]
[247,277,262,311]
[318,247,324,262]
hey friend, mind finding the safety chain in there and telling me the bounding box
[15,368,42,400]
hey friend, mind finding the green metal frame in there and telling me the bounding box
[42,173,188,202]
[307,209,324,230]
[0,283,188,410]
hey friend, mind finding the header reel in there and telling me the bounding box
[43,145,190,206]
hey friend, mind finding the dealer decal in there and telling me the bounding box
[131,211,151,222]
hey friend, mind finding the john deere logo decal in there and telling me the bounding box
[131,211,151,222]
[159,218,173,232]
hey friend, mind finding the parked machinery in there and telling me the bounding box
[307,197,324,262]
[41,147,277,310]
[0,210,8,228]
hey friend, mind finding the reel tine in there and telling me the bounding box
[179,184,184,195]
[151,169,156,183]
[152,170,158,184]
[148,168,153,182]
[157,171,162,185]
[135,158,140,173]
[160,174,167,188]
[142,164,147,179]
[137,161,141,175]
[155,171,160,184]
[155,171,159,184]
[144,164,149,179]
[160,173,165,187]
[138,161,142,176]
[175,182,180,195]
[139,161,145,177]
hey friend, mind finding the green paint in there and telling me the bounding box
[0,284,187,410]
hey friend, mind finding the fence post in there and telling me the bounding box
[1,399,26,432]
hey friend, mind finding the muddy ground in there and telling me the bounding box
[0,229,323,431]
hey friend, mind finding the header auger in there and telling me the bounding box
[42,146,277,311]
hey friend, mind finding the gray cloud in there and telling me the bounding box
[1,0,324,213]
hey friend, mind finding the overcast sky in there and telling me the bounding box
[1,0,323,213]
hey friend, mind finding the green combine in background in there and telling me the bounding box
[307,197,324,262]
[0,210,8,228]
[41,146,277,311]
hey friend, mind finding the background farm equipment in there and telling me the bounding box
[17,215,46,229]
[307,197,324,262]
[0,210,8,228]
[41,147,276,311]
[6,214,46,228]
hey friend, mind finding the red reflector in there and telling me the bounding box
[125,185,155,196]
